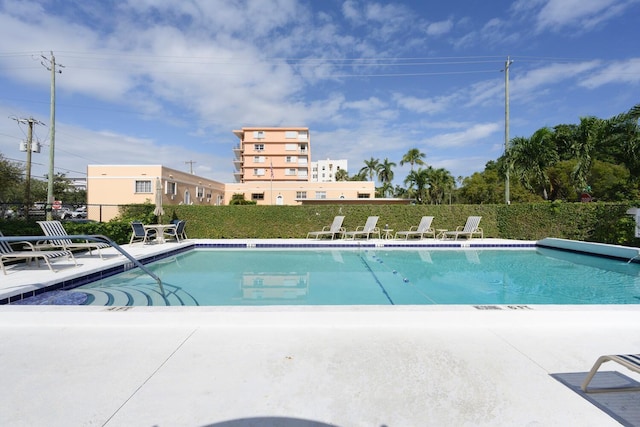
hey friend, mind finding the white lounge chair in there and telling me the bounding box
[344,216,380,240]
[37,220,110,259]
[581,353,640,392]
[0,232,76,274]
[395,216,435,239]
[307,216,345,240]
[444,216,483,240]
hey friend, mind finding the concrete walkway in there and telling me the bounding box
[1,306,639,426]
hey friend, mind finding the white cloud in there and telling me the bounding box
[424,123,501,148]
[426,19,453,36]
[515,0,640,31]
[579,58,640,88]
[393,93,452,114]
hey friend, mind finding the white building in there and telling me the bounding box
[311,159,348,182]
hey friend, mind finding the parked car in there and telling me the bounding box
[61,206,87,220]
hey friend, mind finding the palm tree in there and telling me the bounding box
[377,182,394,198]
[376,158,396,186]
[359,157,380,182]
[400,148,426,171]
[425,167,455,204]
[334,169,349,181]
[404,168,429,204]
[571,116,605,191]
[605,103,640,180]
[507,127,558,200]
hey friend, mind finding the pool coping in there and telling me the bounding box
[1,237,638,306]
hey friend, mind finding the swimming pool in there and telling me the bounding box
[64,247,640,306]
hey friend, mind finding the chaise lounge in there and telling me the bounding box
[0,231,76,274]
[37,220,111,259]
[307,216,345,240]
[581,353,640,392]
[444,216,483,240]
[395,216,435,239]
[343,216,380,240]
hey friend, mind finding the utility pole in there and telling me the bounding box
[41,51,64,220]
[504,55,513,205]
[185,160,196,174]
[12,117,44,218]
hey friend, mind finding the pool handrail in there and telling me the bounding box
[0,234,165,296]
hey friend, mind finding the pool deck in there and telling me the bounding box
[1,239,639,426]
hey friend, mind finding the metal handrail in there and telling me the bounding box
[0,234,164,296]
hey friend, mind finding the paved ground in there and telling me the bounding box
[1,239,639,426]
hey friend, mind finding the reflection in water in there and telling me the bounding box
[241,273,310,300]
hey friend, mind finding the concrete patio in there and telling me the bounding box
[1,240,639,425]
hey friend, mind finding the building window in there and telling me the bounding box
[296,191,307,199]
[298,131,308,141]
[300,144,307,153]
[253,131,265,139]
[315,191,326,199]
[298,169,307,177]
[253,156,265,163]
[285,156,297,163]
[253,168,265,176]
[135,180,152,193]
[196,187,204,198]
[254,144,264,151]
[251,193,264,200]
[357,193,371,198]
[285,143,297,151]
[285,131,298,139]
[166,181,177,195]
[285,168,296,176]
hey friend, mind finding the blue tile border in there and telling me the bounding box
[3,240,539,305]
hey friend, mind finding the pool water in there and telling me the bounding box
[72,248,640,306]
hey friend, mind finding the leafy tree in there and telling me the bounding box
[0,153,24,203]
[359,157,379,182]
[588,160,635,201]
[400,148,426,171]
[458,161,539,204]
[229,193,256,205]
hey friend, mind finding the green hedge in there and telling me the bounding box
[2,202,639,247]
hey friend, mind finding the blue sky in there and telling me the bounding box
[0,0,639,186]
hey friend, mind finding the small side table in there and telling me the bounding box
[382,228,393,239]
[436,229,448,240]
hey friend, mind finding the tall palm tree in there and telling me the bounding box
[400,148,426,171]
[376,158,396,186]
[359,157,380,182]
[404,168,429,204]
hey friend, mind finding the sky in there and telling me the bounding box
[0,0,639,187]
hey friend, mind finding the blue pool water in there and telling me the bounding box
[71,248,640,306]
